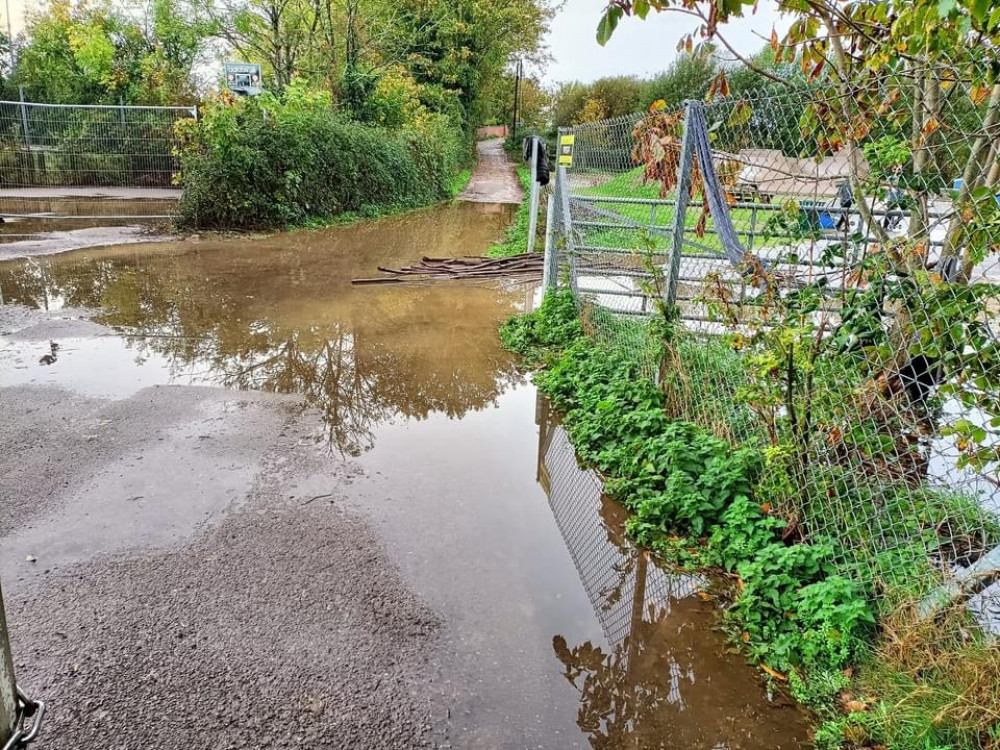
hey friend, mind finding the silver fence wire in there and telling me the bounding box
[546,66,1000,630]
[0,100,196,221]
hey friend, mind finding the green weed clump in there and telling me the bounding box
[500,287,583,364]
[175,83,468,230]
[503,290,1000,749]
[505,290,875,684]
[488,166,536,258]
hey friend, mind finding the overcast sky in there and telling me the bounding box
[4,0,787,86]
[540,0,787,84]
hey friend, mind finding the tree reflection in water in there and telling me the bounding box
[0,235,527,454]
[537,397,808,750]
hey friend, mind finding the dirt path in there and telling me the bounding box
[457,138,523,204]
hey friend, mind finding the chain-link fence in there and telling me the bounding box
[0,100,196,221]
[545,67,1000,631]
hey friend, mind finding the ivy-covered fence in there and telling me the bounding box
[545,67,1000,636]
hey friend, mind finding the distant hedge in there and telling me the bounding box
[175,85,468,229]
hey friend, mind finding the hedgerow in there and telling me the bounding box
[175,83,468,230]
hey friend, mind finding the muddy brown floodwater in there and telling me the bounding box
[0,201,809,748]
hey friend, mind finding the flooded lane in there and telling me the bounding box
[354,389,809,748]
[0,200,809,748]
[0,202,525,453]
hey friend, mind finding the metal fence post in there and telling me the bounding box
[527,137,540,254]
[1,582,17,746]
[665,100,696,308]
[557,164,578,294]
[17,86,30,148]
[543,194,557,288]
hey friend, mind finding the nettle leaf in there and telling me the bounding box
[937,0,956,18]
[973,0,991,24]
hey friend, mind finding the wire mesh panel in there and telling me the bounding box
[0,101,195,221]
[546,65,1000,631]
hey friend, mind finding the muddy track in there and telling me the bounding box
[457,139,524,205]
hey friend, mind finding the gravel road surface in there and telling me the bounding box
[0,306,445,750]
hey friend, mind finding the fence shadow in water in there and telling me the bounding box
[535,396,810,749]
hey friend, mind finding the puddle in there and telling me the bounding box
[0,202,525,453]
[348,387,808,748]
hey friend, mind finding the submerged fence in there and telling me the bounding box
[543,70,1000,630]
[0,100,195,221]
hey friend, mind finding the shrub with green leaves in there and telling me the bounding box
[503,290,877,685]
[731,541,875,674]
[176,82,468,229]
[500,288,584,364]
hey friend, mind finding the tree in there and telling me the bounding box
[384,0,552,129]
[597,0,1000,273]
[481,70,548,129]
[641,54,717,108]
[12,0,207,104]
[597,0,1000,473]
[194,0,320,91]
[550,81,589,127]
[0,31,15,98]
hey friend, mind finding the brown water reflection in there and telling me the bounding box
[538,398,810,749]
[0,202,526,453]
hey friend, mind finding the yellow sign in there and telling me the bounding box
[558,134,575,167]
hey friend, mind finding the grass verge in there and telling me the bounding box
[577,166,830,254]
[450,168,474,198]
[487,166,536,258]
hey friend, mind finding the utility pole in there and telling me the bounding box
[511,59,522,142]
[3,0,15,74]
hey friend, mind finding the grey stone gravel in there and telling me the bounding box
[7,503,441,749]
[1,308,445,749]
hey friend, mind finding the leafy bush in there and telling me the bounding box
[499,288,583,364]
[734,541,874,674]
[502,292,877,688]
[705,496,786,572]
[176,83,468,229]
